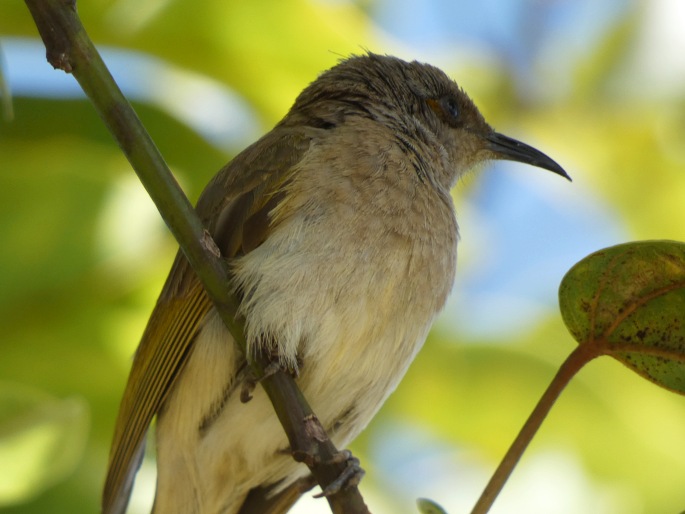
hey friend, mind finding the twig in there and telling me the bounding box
[469,344,600,514]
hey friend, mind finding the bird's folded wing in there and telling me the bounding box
[102,258,212,514]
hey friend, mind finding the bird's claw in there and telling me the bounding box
[313,450,365,498]
[240,360,296,403]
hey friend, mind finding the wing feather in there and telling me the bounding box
[103,263,212,514]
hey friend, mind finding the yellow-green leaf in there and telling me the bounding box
[558,240,685,394]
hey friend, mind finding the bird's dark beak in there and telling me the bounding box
[486,132,571,181]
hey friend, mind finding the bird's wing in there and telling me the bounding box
[102,129,315,514]
[237,476,317,514]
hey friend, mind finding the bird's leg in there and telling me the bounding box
[240,350,301,403]
[239,361,282,403]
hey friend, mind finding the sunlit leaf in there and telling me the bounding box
[559,240,685,394]
[0,40,13,121]
[572,8,639,99]
[0,383,89,505]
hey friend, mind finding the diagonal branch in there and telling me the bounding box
[24,1,369,512]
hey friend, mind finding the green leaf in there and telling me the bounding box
[558,240,685,394]
[0,383,89,505]
[416,497,448,514]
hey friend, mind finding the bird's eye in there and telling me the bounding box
[427,95,461,127]
[440,96,459,120]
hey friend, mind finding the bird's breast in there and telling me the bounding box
[230,127,458,443]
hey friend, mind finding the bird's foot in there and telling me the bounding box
[239,373,257,403]
[239,357,300,403]
[313,450,365,498]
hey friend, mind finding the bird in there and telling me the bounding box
[102,52,569,514]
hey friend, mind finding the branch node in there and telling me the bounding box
[303,414,328,443]
[49,51,72,72]
[291,449,315,466]
[201,229,221,258]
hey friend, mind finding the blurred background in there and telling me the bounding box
[1,0,685,512]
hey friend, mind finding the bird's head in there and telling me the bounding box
[285,52,570,189]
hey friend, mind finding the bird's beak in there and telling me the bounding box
[486,132,571,181]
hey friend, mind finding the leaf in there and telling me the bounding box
[416,497,449,514]
[0,383,89,505]
[558,240,685,394]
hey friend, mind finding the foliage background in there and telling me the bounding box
[1,0,685,513]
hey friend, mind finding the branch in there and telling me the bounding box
[24,1,368,512]
[469,344,599,514]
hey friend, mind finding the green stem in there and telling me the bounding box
[470,344,600,514]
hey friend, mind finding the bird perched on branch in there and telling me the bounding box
[103,52,569,514]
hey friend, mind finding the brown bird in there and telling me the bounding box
[103,52,569,514]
